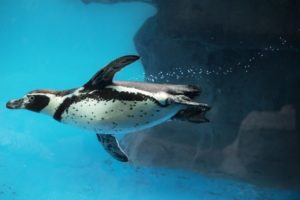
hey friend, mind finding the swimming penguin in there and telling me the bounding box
[6,55,210,162]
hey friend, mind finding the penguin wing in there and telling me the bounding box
[96,134,128,162]
[84,55,140,89]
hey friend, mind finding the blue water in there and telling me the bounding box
[0,0,299,199]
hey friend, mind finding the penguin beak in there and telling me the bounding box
[6,98,24,109]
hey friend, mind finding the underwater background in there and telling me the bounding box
[1,0,300,199]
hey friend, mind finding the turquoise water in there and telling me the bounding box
[0,0,299,199]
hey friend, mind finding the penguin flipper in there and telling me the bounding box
[84,55,140,89]
[96,134,129,162]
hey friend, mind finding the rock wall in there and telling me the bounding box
[83,0,300,188]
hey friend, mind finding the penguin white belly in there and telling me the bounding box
[61,98,183,134]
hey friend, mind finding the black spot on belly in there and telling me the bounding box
[54,87,168,121]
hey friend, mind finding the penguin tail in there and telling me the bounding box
[166,84,201,99]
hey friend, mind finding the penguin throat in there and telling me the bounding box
[40,95,65,116]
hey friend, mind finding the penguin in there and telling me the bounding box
[6,55,210,162]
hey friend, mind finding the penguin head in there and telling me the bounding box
[6,90,51,113]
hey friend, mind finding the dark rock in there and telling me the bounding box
[84,0,300,187]
[223,105,299,187]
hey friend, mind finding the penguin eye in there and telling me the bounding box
[28,95,35,102]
